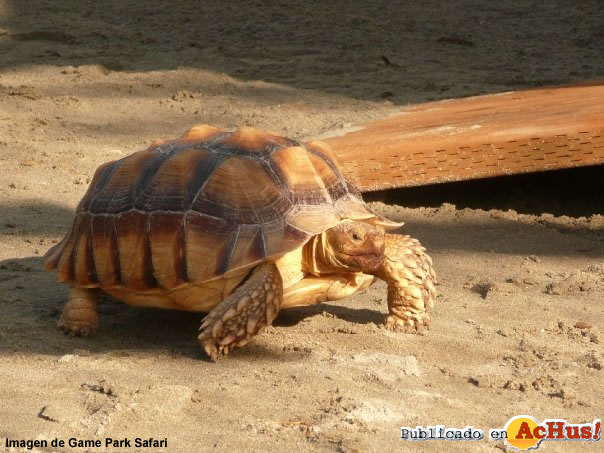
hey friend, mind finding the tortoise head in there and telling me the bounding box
[322,221,385,273]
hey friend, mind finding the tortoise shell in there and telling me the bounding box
[44,125,376,291]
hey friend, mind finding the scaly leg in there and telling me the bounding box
[198,262,282,360]
[376,234,437,333]
[58,287,99,336]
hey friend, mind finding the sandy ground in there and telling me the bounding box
[1,1,603,452]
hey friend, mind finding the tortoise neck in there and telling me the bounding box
[303,233,344,276]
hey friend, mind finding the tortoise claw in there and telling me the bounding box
[57,319,97,337]
[202,342,219,361]
[57,288,99,338]
[384,313,431,334]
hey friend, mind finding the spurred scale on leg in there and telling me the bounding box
[198,262,283,360]
[378,234,437,333]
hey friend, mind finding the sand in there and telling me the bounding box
[0,1,602,452]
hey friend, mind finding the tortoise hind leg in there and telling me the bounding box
[198,262,283,360]
[58,287,99,336]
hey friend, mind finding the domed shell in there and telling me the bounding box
[44,125,377,291]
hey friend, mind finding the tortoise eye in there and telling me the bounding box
[352,232,361,241]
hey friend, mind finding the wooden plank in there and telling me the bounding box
[322,82,604,192]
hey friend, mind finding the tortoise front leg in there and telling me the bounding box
[58,287,99,336]
[198,262,283,360]
[376,234,437,333]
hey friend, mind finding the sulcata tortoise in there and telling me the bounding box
[44,125,436,360]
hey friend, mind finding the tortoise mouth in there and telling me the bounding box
[343,252,381,259]
[340,252,384,271]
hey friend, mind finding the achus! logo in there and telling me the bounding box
[499,415,600,450]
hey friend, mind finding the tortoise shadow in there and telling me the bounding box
[274,304,384,327]
[0,254,384,360]
[0,255,203,358]
[0,200,74,236]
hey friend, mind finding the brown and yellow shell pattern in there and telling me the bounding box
[45,125,376,291]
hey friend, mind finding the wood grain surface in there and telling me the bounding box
[324,82,604,191]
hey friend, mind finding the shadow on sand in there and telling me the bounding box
[1,1,603,103]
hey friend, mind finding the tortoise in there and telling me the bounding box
[44,125,436,360]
